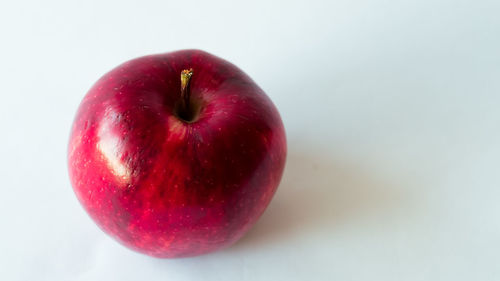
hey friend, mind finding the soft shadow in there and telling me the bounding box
[226,139,411,253]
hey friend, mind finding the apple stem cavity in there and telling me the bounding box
[178,68,194,122]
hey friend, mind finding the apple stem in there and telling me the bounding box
[180,68,194,117]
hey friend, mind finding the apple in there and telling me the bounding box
[67,50,287,258]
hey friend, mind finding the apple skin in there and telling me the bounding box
[68,50,286,258]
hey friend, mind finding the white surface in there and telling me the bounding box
[1,0,500,280]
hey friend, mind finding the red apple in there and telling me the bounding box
[67,50,287,258]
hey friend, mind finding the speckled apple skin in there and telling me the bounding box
[67,50,286,258]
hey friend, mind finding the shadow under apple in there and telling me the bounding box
[225,138,412,254]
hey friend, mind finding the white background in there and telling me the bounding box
[1,0,500,280]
